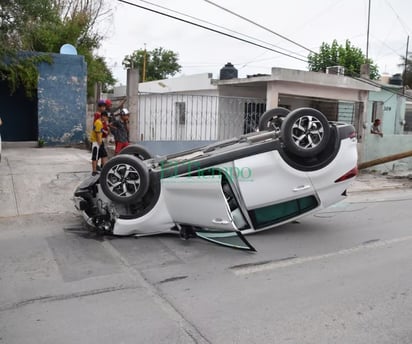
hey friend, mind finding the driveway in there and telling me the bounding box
[0,146,91,217]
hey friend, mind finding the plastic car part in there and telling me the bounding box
[119,144,153,160]
[280,108,331,157]
[258,107,290,132]
[100,155,150,204]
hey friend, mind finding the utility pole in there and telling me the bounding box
[404,35,409,94]
[142,43,147,82]
[366,0,371,61]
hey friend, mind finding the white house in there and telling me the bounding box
[113,67,379,144]
[111,66,412,168]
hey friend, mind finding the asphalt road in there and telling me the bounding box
[1,147,412,344]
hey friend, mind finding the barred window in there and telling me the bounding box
[175,102,186,125]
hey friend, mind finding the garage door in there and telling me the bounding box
[0,80,38,141]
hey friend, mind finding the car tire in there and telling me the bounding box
[258,107,290,132]
[280,107,331,157]
[100,155,150,204]
[119,144,152,160]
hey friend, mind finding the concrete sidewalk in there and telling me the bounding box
[348,170,412,193]
[0,146,91,218]
[1,146,412,218]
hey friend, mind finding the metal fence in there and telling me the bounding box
[137,93,267,141]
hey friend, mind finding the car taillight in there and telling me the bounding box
[335,166,358,183]
[349,131,357,139]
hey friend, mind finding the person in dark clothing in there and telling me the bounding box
[110,108,130,154]
[105,97,127,121]
[105,97,127,144]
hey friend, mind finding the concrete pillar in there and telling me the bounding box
[266,82,279,109]
[357,91,368,163]
[127,68,139,142]
[360,64,370,79]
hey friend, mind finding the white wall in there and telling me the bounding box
[139,73,217,94]
[138,94,220,141]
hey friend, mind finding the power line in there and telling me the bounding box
[117,0,412,101]
[202,0,412,99]
[353,75,412,101]
[117,0,308,63]
[134,0,307,59]
[204,0,316,55]
[372,34,406,59]
[384,0,412,36]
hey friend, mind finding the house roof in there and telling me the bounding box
[216,67,380,92]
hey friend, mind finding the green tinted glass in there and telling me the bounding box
[250,195,318,229]
[195,230,255,251]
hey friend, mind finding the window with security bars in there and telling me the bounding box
[175,102,186,125]
[404,110,412,133]
[243,102,266,134]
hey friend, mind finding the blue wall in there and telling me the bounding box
[362,87,412,172]
[37,54,86,144]
[367,86,405,135]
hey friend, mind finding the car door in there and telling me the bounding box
[162,174,255,251]
[234,150,315,209]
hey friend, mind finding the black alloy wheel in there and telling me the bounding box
[280,108,331,157]
[100,155,150,204]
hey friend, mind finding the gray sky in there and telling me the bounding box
[98,0,412,86]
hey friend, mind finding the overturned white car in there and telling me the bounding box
[74,107,358,251]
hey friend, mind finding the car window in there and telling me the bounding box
[249,195,318,229]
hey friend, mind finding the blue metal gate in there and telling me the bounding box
[0,81,38,141]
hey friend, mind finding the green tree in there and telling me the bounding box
[0,0,115,97]
[0,0,57,95]
[399,52,412,89]
[122,47,181,81]
[308,39,380,80]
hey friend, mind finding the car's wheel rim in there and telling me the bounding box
[291,115,324,149]
[106,163,141,198]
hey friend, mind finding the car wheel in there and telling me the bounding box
[119,144,152,160]
[100,155,150,204]
[280,108,331,157]
[258,107,290,132]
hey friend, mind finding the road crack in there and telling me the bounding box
[0,284,138,312]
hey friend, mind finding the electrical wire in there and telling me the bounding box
[134,0,307,59]
[203,0,412,101]
[204,0,316,55]
[384,0,412,36]
[117,0,412,101]
[117,0,307,63]
[352,75,412,101]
